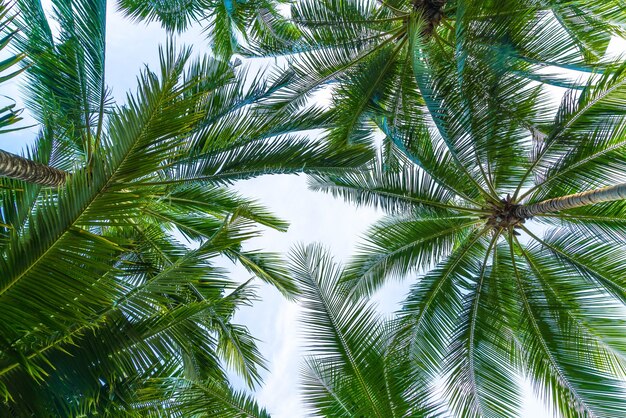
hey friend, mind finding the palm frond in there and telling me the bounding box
[508,233,626,417]
[136,377,271,418]
[443,234,523,418]
[344,211,480,296]
[292,243,415,418]
[15,0,109,159]
[397,229,489,385]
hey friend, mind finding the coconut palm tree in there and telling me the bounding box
[257,0,626,152]
[0,0,370,413]
[311,47,626,416]
[0,45,271,416]
[290,243,423,417]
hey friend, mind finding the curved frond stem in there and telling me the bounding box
[453,4,498,201]
[346,189,486,214]
[507,231,595,418]
[353,219,483,289]
[303,362,354,416]
[476,158,496,199]
[381,350,399,418]
[208,300,263,387]
[337,35,408,146]
[93,50,107,162]
[466,231,500,416]
[256,26,402,59]
[432,30,454,49]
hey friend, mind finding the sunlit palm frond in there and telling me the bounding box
[15,0,109,159]
[117,0,211,32]
[292,244,417,418]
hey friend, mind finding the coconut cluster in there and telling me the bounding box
[482,194,526,233]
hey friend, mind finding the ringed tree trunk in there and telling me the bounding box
[514,183,626,219]
[0,149,67,187]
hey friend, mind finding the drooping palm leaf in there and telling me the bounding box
[291,244,424,417]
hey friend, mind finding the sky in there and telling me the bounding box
[3,2,626,417]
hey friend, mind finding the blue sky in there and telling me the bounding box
[4,2,626,416]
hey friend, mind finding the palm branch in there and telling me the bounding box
[290,244,425,417]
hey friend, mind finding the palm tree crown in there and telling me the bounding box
[259,0,626,152]
[311,49,626,416]
[4,0,626,416]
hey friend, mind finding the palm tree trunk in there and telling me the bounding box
[0,149,67,187]
[515,183,626,218]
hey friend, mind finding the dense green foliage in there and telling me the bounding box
[0,0,366,415]
[3,0,626,416]
[313,59,626,416]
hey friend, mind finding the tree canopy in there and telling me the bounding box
[2,0,626,416]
